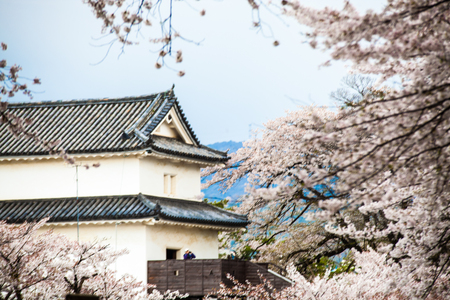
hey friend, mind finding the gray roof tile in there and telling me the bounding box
[0,194,248,227]
[150,136,228,161]
[1,89,228,162]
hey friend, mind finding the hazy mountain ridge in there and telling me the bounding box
[206,141,244,154]
[202,141,246,204]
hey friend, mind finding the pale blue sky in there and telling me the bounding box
[0,0,383,144]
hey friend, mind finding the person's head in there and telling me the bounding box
[185,248,189,253]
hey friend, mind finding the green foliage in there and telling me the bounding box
[204,198,255,259]
[203,198,231,210]
[218,227,260,260]
[302,251,355,279]
[237,244,258,260]
[332,252,355,277]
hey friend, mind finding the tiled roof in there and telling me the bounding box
[0,194,248,227]
[0,88,228,163]
[140,194,248,226]
[150,136,228,162]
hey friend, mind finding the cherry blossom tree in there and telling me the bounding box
[202,106,378,277]
[203,104,403,279]
[207,249,450,300]
[330,75,375,108]
[280,0,450,297]
[0,220,187,300]
[0,219,67,300]
[205,0,450,298]
[62,240,126,295]
[202,107,343,265]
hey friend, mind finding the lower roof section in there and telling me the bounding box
[149,136,228,163]
[0,194,248,228]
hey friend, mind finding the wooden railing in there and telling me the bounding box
[148,259,291,297]
[258,262,289,277]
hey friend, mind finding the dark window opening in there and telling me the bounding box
[166,249,177,260]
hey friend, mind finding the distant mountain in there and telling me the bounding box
[206,141,243,154]
[202,141,246,205]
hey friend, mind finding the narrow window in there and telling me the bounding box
[164,174,170,194]
[164,174,177,196]
[170,175,176,195]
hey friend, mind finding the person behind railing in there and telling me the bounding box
[183,248,196,260]
[227,250,236,260]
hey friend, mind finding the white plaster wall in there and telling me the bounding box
[139,156,201,199]
[0,156,140,200]
[38,223,219,283]
[146,224,218,261]
[42,223,148,283]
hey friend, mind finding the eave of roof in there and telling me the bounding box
[148,136,228,163]
[0,194,248,228]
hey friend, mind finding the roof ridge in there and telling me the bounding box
[1,194,212,203]
[6,90,172,108]
[199,144,229,157]
[172,100,200,145]
[0,194,139,203]
[140,96,175,135]
[141,194,204,204]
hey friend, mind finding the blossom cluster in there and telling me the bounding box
[0,219,188,300]
[0,43,40,100]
